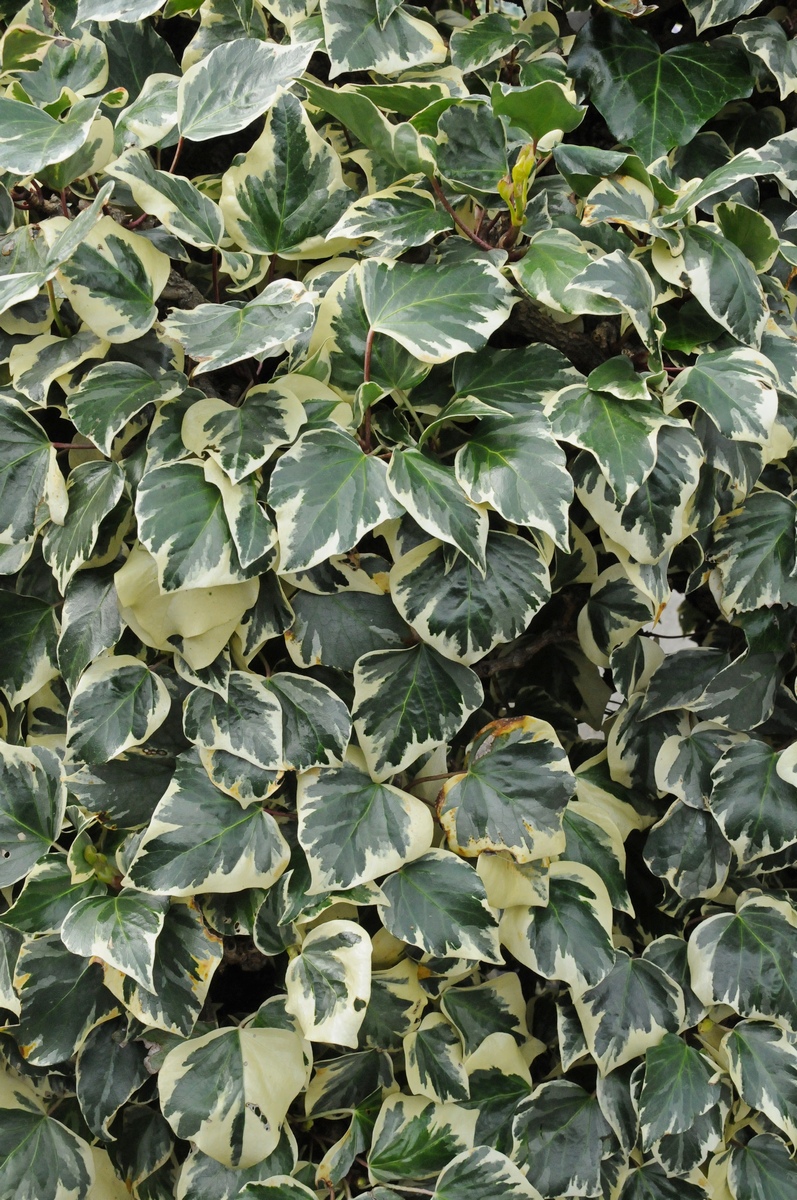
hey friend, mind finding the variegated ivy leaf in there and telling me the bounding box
[0,744,65,887]
[75,1017,149,1142]
[159,1025,311,1167]
[321,0,446,78]
[2,856,105,936]
[434,1146,542,1200]
[0,590,59,708]
[49,217,170,344]
[65,363,186,458]
[572,950,685,1075]
[13,933,119,1066]
[562,802,633,915]
[452,342,583,412]
[76,0,165,19]
[0,398,66,547]
[286,588,410,672]
[135,460,255,592]
[10,330,107,409]
[220,90,350,258]
[65,655,170,766]
[386,448,487,571]
[511,227,596,315]
[567,249,664,360]
[440,975,529,1057]
[184,670,283,771]
[734,18,797,100]
[61,889,168,992]
[439,717,575,863]
[389,533,550,667]
[285,919,371,1047]
[404,1013,469,1104]
[573,425,703,565]
[297,756,434,893]
[102,899,222,1037]
[358,958,427,1051]
[181,382,305,485]
[688,894,797,1025]
[547,384,679,506]
[686,0,761,34]
[269,428,400,574]
[434,99,509,199]
[710,492,797,617]
[368,1094,476,1183]
[327,185,452,255]
[578,565,656,669]
[42,460,125,593]
[177,38,316,141]
[728,1133,797,1200]
[107,149,225,250]
[113,72,179,153]
[500,861,616,991]
[352,644,483,782]
[0,1099,95,1200]
[378,850,502,964]
[659,227,767,349]
[512,1081,612,1199]
[175,1133,297,1200]
[639,1033,723,1148]
[654,723,735,808]
[0,95,101,175]
[360,257,515,365]
[644,801,731,901]
[708,738,797,865]
[620,1164,708,1198]
[161,279,315,375]
[125,751,290,895]
[448,12,516,72]
[263,673,351,770]
[238,1180,316,1200]
[724,1020,797,1144]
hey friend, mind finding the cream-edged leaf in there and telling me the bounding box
[107,149,225,250]
[285,919,371,1047]
[65,655,170,766]
[61,890,168,992]
[368,1094,476,1183]
[0,744,66,887]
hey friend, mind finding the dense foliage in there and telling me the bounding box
[0,0,796,1195]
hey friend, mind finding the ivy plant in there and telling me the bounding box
[0,0,796,1196]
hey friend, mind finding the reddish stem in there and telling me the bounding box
[431,178,495,251]
[59,189,70,218]
[212,247,221,303]
[168,136,185,175]
[51,441,93,451]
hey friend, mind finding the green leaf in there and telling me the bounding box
[434,100,508,198]
[449,14,516,73]
[673,227,767,348]
[320,0,446,78]
[688,894,797,1025]
[386,448,487,570]
[286,919,371,1046]
[298,756,434,893]
[61,890,168,991]
[238,1181,317,1200]
[0,745,65,887]
[368,1094,475,1182]
[378,849,502,963]
[177,38,316,140]
[13,933,118,1065]
[715,200,780,273]
[106,149,224,251]
[434,1146,542,1200]
[66,655,170,766]
[0,96,100,175]
[512,1081,612,1198]
[639,1033,723,1147]
[360,257,515,365]
[125,750,290,895]
[220,90,350,257]
[352,644,483,781]
[618,1164,708,1199]
[644,801,731,901]
[711,492,797,617]
[500,861,616,990]
[58,566,124,692]
[175,1134,296,1200]
[389,532,550,666]
[452,342,582,413]
[491,80,585,143]
[439,716,575,862]
[75,1017,149,1141]
[161,279,315,374]
[158,1025,311,1167]
[287,589,410,671]
[728,1134,797,1200]
[269,428,400,574]
[0,398,63,547]
[0,1105,94,1200]
[455,413,572,550]
[570,13,753,162]
[0,590,59,707]
[42,460,125,593]
[573,951,684,1074]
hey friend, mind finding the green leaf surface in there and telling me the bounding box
[66,655,170,765]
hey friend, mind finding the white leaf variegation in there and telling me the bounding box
[285,920,372,1046]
